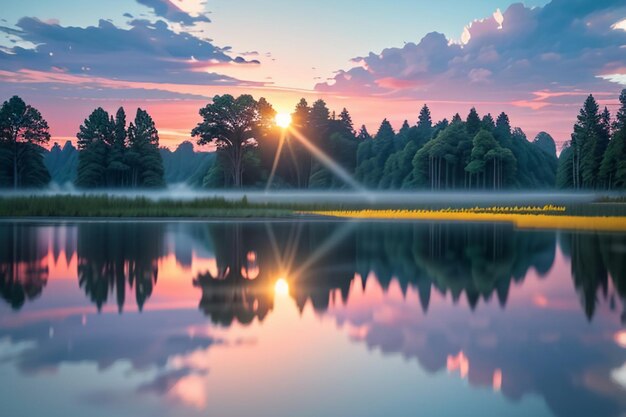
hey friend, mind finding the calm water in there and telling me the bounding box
[1,220,625,417]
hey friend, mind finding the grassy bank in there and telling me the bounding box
[1,196,626,232]
[0,195,295,218]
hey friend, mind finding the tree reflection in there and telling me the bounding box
[193,223,275,326]
[2,220,626,325]
[562,231,626,322]
[194,221,558,320]
[0,224,49,310]
[77,223,165,312]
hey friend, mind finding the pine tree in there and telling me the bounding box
[417,104,432,130]
[600,89,626,189]
[466,107,481,136]
[397,120,411,150]
[0,96,51,189]
[76,108,113,188]
[338,108,354,136]
[481,114,495,132]
[570,95,603,189]
[357,125,371,141]
[108,107,129,186]
[307,100,331,185]
[557,144,574,189]
[373,119,396,171]
[494,112,511,143]
[128,108,164,187]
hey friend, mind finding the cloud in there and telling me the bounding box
[136,0,210,26]
[0,17,260,87]
[317,0,626,109]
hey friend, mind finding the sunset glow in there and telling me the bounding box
[1,1,623,149]
[2,1,626,416]
[274,278,289,296]
[275,113,292,129]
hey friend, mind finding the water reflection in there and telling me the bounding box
[0,221,625,417]
[0,225,50,310]
[77,223,165,312]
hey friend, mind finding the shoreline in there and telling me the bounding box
[2,211,626,232]
[1,194,626,231]
[307,210,626,232]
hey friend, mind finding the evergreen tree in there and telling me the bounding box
[494,112,511,143]
[338,108,355,136]
[288,98,312,188]
[396,120,411,150]
[417,104,432,131]
[0,96,51,189]
[357,125,371,141]
[557,144,574,189]
[373,119,395,173]
[108,107,129,186]
[307,100,331,185]
[600,89,626,189]
[76,108,113,188]
[309,99,330,146]
[355,119,396,188]
[128,108,164,187]
[432,119,449,138]
[466,107,481,136]
[76,106,164,188]
[568,95,605,189]
[481,114,495,132]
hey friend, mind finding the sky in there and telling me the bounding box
[0,0,625,149]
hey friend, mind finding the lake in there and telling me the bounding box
[0,220,625,417]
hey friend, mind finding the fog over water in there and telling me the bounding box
[0,184,615,208]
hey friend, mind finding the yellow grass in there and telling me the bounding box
[305,208,626,232]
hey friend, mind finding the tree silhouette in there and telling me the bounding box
[0,96,51,189]
[192,94,270,188]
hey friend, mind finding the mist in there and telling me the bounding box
[0,182,613,208]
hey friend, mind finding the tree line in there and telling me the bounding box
[193,94,557,189]
[3,220,625,324]
[2,89,626,190]
[557,91,626,189]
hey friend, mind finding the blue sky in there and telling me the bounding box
[0,0,624,147]
[1,0,550,89]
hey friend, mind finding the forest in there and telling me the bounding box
[0,89,625,191]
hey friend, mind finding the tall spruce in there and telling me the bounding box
[466,107,481,136]
[571,95,604,189]
[76,108,113,188]
[599,89,626,189]
[128,108,164,187]
[108,107,129,186]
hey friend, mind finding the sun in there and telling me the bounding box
[275,113,292,129]
[274,278,289,296]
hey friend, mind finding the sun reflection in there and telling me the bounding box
[614,330,626,348]
[493,369,503,391]
[274,278,289,296]
[447,351,469,379]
